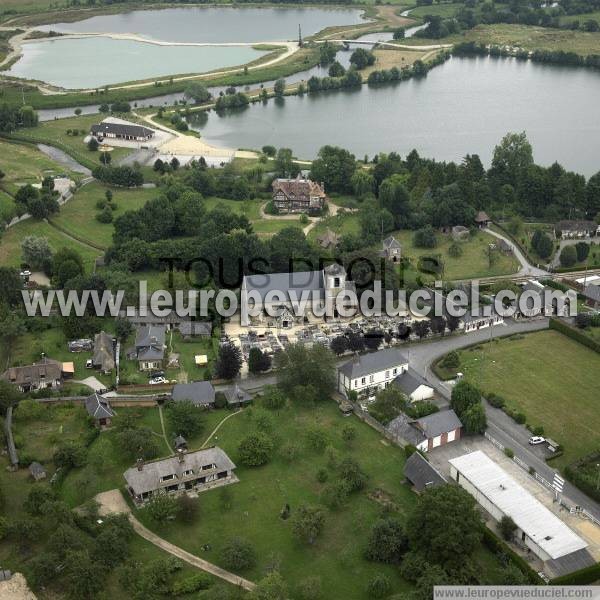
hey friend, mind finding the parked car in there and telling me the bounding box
[149,376,168,385]
[529,436,545,445]
[150,370,165,378]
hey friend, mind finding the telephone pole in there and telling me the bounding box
[298,24,303,47]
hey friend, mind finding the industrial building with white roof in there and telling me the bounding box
[449,451,595,576]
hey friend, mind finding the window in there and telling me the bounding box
[385,370,390,379]
[369,375,374,383]
[333,277,340,287]
[161,474,176,482]
[361,377,366,385]
[393,368,397,375]
[202,463,216,471]
[183,469,194,477]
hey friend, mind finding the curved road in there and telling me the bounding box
[485,226,548,278]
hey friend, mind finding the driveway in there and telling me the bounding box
[485,227,548,277]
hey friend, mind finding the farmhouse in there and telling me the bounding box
[380,236,402,263]
[240,263,357,327]
[128,325,166,371]
[1,357,68,392]
[392,370,434,402]
[449,451,594,577]
[387,409,462,452]
[92,331,115,373]
[91,121,154,142]
[272,175,326,214]
[404,451,446,493]
[337,348,408,397]
[172,381,215,408]
[85,393,115,428]
[119,309,212,337]
[124,446,237,504]
[555,220,599,239]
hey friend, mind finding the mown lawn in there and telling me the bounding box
[251,218,303,235]
[457,330,600,468]
[0,217,101,269]
[51,181,158,249]
[0,138,79,188]
[394,229,520,281]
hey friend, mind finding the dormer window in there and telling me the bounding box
[183,469,194,477]
[161,473,176,482]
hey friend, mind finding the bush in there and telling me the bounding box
[486,393,505,408]
[504,447,514,459]
[220,537,256,571]
[171,573,212,594]
[238,432,273,467]
[366,573,391,598]
[499,515,517,541]
[440,350,460,369]
[559,245,577,267]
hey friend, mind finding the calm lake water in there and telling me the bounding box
[191,55,600,176]
[39,6,367,43]
[8,37,267,89]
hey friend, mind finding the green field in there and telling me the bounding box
[409,2,464,19]
[559,10,600,25]
[395,229,520,281]
[457,330,600,468]
[0,216,101,270]
[52,181,158,249]
[204,196,262,221]
[0,138,79,195]
[308,211,361,243]
[251,218,303,235]
[413,23,600,56]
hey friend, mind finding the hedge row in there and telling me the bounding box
[481,527,543,584]
[549,317,600,354]
[564,451,600,504]
[551,562,600,585]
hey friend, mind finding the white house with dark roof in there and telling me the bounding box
[337,348,408,397]
[240,264,357,327]
[393,370,434,402]
[387,409,462,452]
[124,446,237,504]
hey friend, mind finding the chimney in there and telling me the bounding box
[353,352,360,364]
[177,448,185,463]
[136,458,144,471]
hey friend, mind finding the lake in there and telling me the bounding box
[8,37,267,89]
[38,6,368,43]
[191,55,600,176]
